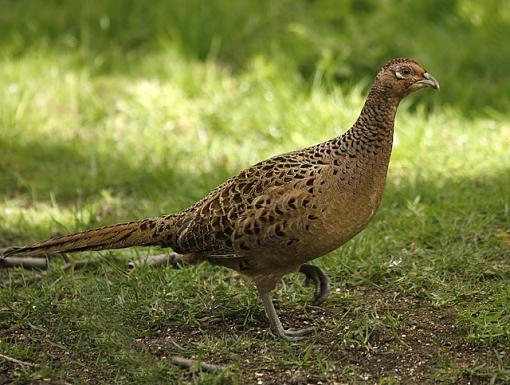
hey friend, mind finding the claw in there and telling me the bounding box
[299,264,331,305]
[284,326,316,337]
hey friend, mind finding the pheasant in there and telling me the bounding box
[3,58,439,340]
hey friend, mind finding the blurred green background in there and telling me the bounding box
[2,0,510,114]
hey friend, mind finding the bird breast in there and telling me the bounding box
[301,161,388,259]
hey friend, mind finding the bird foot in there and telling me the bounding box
[273,326,316,341]
[299,264,331,305]
[260,291,317,341]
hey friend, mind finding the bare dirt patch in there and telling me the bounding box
[141,288,509,384]
[320,289,509,384]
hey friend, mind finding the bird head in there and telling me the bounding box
[376,58,440,99]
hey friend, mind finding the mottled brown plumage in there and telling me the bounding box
[3,58,439,340]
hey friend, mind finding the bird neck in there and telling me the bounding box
[349,82,401,142]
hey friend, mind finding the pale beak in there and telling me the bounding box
[417,72,440,90]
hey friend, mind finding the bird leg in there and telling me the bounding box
[164,252,202,268]
[167,252,188,268]
[259,290,316,341]
[299,264,331,305]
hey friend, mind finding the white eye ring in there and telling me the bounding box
[395,71,405,79]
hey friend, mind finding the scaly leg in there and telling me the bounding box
[259,290,316,341]
[299,264,331,305]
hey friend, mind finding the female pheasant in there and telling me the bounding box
[3,58,439,340]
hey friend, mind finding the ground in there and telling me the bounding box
[0,268,510,384]
[140,289,509,384]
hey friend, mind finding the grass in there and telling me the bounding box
[1,1,510,384]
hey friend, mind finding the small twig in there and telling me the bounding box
[0,257,48,270]
[0,352,37,367]
[127,253,179,271]
[170,356,227,372]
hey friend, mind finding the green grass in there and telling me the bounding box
[1,1,510,384]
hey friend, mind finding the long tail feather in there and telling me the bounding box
[2,218,170,257]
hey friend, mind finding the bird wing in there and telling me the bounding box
[174,152,329,257]
[230,187,322,255]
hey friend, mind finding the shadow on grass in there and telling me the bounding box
[0,133,235,243]
[0,134,234,204]
[384,169,510,223]
[0,0,296,71]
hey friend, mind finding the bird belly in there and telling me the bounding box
[299,189,384,260]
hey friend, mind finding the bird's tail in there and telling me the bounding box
[2,217,173,258]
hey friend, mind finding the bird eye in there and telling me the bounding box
[401,67,411,76]
[395,67,412,80]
